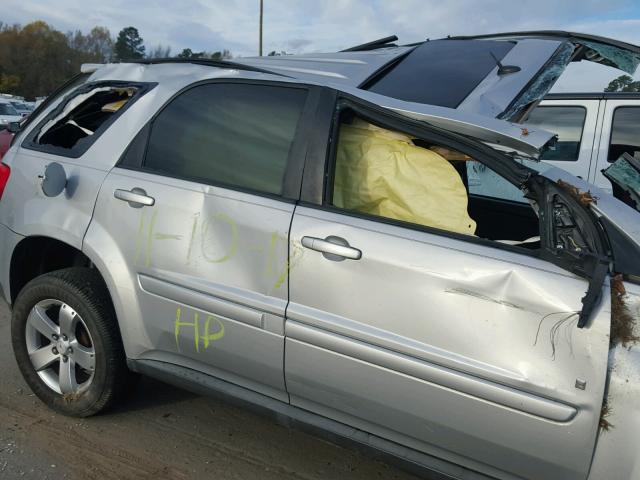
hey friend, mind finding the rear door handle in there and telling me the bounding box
[301,236,362,260]
[114,188,155,208]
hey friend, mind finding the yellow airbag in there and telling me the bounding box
[333,121,476,236]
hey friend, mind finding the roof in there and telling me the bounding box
[234,47,414,87]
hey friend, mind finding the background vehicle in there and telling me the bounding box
[0,32,639,480]
[0,99,22,126]
[0,127,12,160]
[9,100,31,117]
[522,92,640,193]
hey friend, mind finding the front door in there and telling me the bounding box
[285,100,610,480]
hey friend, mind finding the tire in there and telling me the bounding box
[11,267,129,417]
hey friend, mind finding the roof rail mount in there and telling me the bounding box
[120,58,288,78]
[341,35,399,52]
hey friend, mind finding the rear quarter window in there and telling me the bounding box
[21,81,155,159]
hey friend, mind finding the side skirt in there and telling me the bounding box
[128,358,496,480]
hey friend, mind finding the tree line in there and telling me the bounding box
[0,21,233,100]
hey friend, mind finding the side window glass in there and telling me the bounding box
[330,111,540,248]
[523,106,586,161]
[608,107,640,162]
[466,161,527,203]
[23,82,150,158]
[144,83,307,196]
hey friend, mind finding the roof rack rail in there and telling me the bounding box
[122,57,289,77]
[341,35,399,52]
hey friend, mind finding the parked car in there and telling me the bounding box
[0,127,12,160]
[0,99,22,126]
[470,91,640,202]
[9,100,31,117]
[0,31,639,480]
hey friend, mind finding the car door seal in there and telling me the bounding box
[577,254,610,328]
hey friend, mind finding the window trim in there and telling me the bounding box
[117,78,320,202]
[606,105,640,163]
[300,93,545,258]
[21,80,157,159]
[525,105,587,162]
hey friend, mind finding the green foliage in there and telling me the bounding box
[0,21,233,99]
[605,74,640,92]
[147,44,172,59]
[114,26,145,60]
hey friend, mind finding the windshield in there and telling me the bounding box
[0,104,19,116]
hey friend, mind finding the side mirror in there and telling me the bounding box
[7,121,21,134]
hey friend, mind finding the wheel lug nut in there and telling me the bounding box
[52,334,59,340]
[62,355,68,363]
[67,347,73,354]
[52,347,58,355]
[62,335,68,341]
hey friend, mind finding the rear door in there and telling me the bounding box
[592,99,640,192]
[285,96,610,480]
[85,80,316,401]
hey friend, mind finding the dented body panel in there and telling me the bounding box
[287,206,610,480]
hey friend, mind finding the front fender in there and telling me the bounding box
[588,282,640,479]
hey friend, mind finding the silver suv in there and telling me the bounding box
[1,31,639,480]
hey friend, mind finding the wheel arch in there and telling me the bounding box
[10,236,92,303]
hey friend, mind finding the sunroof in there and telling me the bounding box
[365,39,515,109]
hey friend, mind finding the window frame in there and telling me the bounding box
[21,80,157,159]
[607,105,640,163]
[299,92,546,258]
[524,105,587,162]
[117,78,320,202]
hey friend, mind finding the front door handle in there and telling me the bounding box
[114,188,155,208]
[301,236,362,261]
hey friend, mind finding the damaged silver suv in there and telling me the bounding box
[0,31,639,480]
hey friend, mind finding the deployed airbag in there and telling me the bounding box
[333,120,476,236]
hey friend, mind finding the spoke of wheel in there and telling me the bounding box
[59,359,78,395]
[28,305,58,338]
[29,346,58,371]
[71,342,95,371]
[58,304,76,338]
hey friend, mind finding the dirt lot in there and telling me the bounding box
[0,301,418,480]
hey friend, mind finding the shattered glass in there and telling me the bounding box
[502,43,575,120]
[603,154,640,210]
[581,40,640,75]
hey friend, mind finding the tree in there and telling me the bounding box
[210,49,232,60]
[605,74,640,93]
[114,26,145,61]
[147,44,172,59]
[0,21,76,99]
[86,27,114,62]
[66,26,113,69]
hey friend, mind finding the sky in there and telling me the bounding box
[4,0,640,90]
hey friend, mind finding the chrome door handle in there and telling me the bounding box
[301,236,362,260]
[114,188,155,208]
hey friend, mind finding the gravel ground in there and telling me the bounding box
[0,300,418,480]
